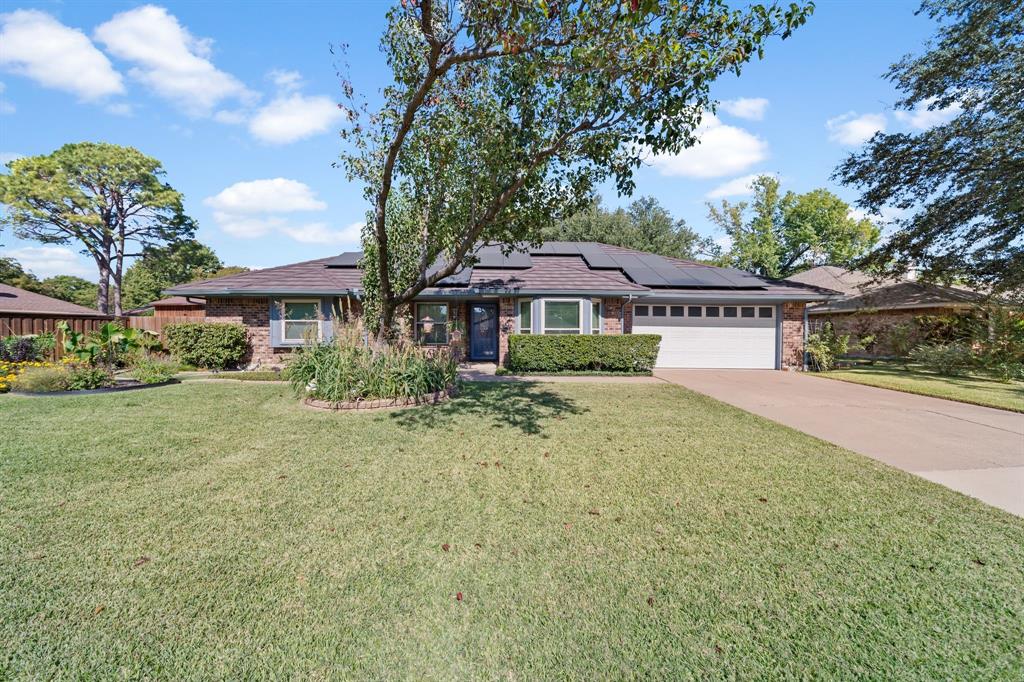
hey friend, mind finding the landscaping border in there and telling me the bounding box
[8,378,179,397]
[303,385,459,411]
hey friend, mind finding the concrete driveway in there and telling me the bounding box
[656,369,1024,516]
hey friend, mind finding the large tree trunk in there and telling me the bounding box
[96,263,110,314]
[111,248,124,317]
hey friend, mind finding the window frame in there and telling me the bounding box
[517,299,533,334]
[282,298,322,343]
[541,299,584,335]
[415,302,450,345]
[591,298,602,335]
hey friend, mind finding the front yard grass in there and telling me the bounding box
[2,381,1022,679]
[820,361,1024,412]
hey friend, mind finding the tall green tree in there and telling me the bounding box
[0,143,196,315]
[834,0,1022,295]
[341,0,813,334]
[543,196,717,261]
[121,240,223,310]
[38,275,99,309]
[707,175,879,278]
[0,256,41,292]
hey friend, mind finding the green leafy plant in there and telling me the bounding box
[164,323,248,370]
[0,334,54,362]
[129,357,178,385]
[909,342,976,376]
[506,335,661,374]
[884,322,917,363]
[806,322,850,372]
[64,366,114,391]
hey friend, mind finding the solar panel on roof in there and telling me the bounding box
[324,252,363,267]
[474,249,532,268]
[580,251,618,269]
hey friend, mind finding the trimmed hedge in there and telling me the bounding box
[506,334,661,373]
[165,323,248,370]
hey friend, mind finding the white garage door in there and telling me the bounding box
[633,303,777,369]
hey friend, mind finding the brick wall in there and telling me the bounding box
[781,302,805,370]
[602,297,623,334]
[205,296,291,368]
[497,296,516,365]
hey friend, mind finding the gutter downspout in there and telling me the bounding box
[803,305,809,371]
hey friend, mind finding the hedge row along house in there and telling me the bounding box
[166,242,838,370]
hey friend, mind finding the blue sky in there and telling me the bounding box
[0,1,948,280]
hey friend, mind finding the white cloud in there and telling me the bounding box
[248,93,343,144]
[0,81,13,114]
[105,102,133,116]
[281,221,363,246]
[894,97,962,130]
[719,97,769,121]
[205,178,345,243]
[204,178,327,214]
[826,111,886,145]
[94,5,254,117]
[0,10,124,101]
[0,151,24,166]
[1,245,93,278]
[649,114,768,179]
[268,68,303,92]
[212,109,247,125]
[706,172,777,199]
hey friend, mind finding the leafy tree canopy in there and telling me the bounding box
[707,175,879,279]
[0,256,41,292]
[38,275,99,309]
[543,196,717,261]
[122,240,231,310]
[0,142,195,315]
[341,0,813,332]
[834,0,1022,295]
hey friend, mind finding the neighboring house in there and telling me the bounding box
[126,296,206,319]
[0,282,112,341]
[166,242,836,370]
[786,266,989,355]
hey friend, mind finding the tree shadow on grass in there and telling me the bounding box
[389,382,587,436]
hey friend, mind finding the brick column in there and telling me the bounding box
[497,296,515,366]
[781,302,805,370]
[601,297,623,334]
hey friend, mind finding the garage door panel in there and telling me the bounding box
[633,303,777,369]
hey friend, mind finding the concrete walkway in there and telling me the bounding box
[656,369,1024,517]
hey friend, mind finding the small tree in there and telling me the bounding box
[122,240,223,310]
[0,143,196,315]
[340,0,813,335]
[707,175,880,278]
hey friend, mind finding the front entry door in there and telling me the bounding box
[469,302,498,360]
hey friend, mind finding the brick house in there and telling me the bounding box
[786,266,989,356]
[166,242,835,370]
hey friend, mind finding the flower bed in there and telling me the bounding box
[304,385,458,411]
[0,360,60,393]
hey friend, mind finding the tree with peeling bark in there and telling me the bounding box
[0,143,195,316]
[339,0,814,336]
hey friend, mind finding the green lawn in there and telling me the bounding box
[820,362,1024,412]
[2,382,1022,679]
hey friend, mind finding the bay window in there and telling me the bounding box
[518,300,532,334]
[542,300,582,334]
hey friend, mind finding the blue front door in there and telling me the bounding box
[469,302,498,360]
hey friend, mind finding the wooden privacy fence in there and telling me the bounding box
[0,314,116,360]
[125,315,201,340]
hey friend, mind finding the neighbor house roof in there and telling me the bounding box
[125,296,206,315]
[785,266,889,296]
[0,283,109,317]
[809,280,989,314]
[167,242,837,301]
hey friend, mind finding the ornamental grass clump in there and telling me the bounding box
[288,318,459,403]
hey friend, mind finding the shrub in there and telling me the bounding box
[165,323,248,370]
[806,322,850,372]
[288,321,458,402]
[909,342,975,376]
[11,365,69,393]
[505,334,661,373]
[64,366,114,390]
[0,333,54,362]
[129,357,178,384]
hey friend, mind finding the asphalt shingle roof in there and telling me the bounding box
[0,283,109,317]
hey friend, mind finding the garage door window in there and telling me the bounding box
[741,307,755,318]
[652,305,667,317]
[671,306,684,317]
[759,307,773,318]
[635,305,649,317]
[688,306,702,317]
[724,306,737,318]
[543,300,582,334]
[705,306,720,317]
